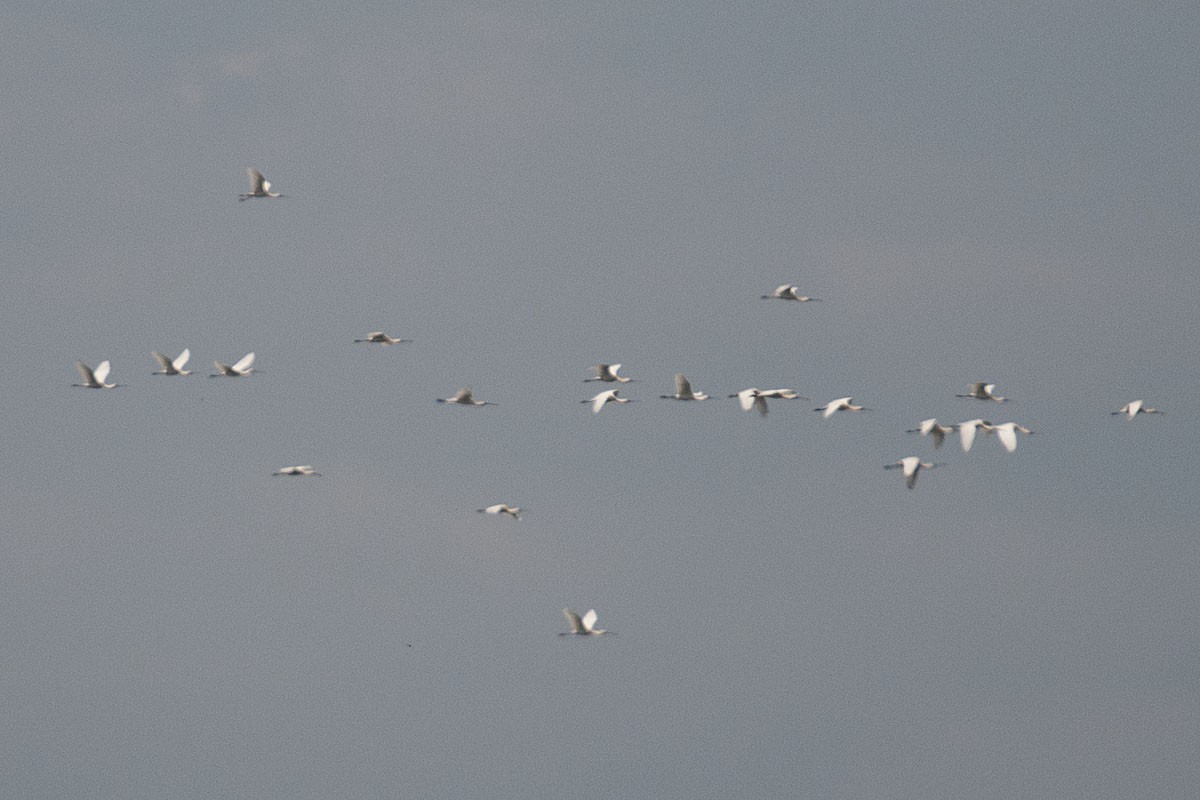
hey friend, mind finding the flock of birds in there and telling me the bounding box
[71,167,1168,635]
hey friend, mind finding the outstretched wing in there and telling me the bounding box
[736,389,756,412]
[581,609,599,633]
[76,361,96,385]
[151,352,173,371]
[995,424,1017,452]
[591,391,610,414]
[959,422,978,452]
[247,167,266,193]
[562,608,584,634]
[93,360,111,384]
[675,373,691,397]
[173,348,191,371]
[232,352,255,373]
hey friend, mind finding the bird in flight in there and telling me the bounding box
[210,352,256,377]
[152,349,192,376]
[660,373,710,401]
[957,382,1008,403]
[1112,400,1163,419]
[761,284,820,302]
[478,504,521,519]
[239,167,286,200]
[584,363,632,383]
[437,387,495,406]
[354,332,411,345]
[273,465,321,477]
[560,608,612,636]
[885,457,939,489]
[584,389,631,414]
[74,360,117,389]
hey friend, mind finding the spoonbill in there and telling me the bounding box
[885,457,939,489]
[560,608,611,636]
[273,465,320,476]
[957,382,1008,403]
[584,363,632,383]
[1112,400,1163,419]
[992,422,1034,453]
[760,388,809,400]
[74,360,117,389]
[152,349,192,376]
[956,419,994,452]
[661,373,709,401]
[907,418,955,449]
[761,284,820,302]
[584,389,630,414]
[478,504,521,519]
[354,331,411,345]
[730,388,769,416]
[210,352,256,377]
[239,167,286,200]
[437,388,494,406]
[815,397,867,418]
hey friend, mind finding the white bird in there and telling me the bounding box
[74,360,117,389]
[760,388,808,400]
[957,382,1008,403]
[210,352,256,377]
[273,465,320,476]
[660,373,709,401]
[478,504,521,519]
[884,456,938,490]
[239,167,286,200]
[761,284,820,302]
[560,608,611,636]
[584,363,632,383]
[437,387,495,406]
[992,422,1034,453]
[354,331,411,345]
[584,389,630,414]
[815,396,866,418]
[151,348,192,376]
[956,418,994,452]
[730,388,769,416]
[907,418,955,449]
[1112,400,1163,419]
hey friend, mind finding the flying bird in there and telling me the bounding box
[560,608,611,636]
[210,352,256,377]
[815,396,867,418]
[273,465,320,476]
[885,457,938,489]
[152,349,192,376]
[478,504,521,519]
[660,373,709,401]
[992,422,1034,453]
[239,167,286,200]
[437,387,495,406]
[354,331,411,345]
[74,360,117,389]
[761,284,820,302]
[584,389,630,414]
[1112,400,1163,419]
[730,388,769,416]
[957,382,1008,403]
[956,419,994,452]
[584,363,632,383]
[907,418,955,449]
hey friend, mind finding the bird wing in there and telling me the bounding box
[581,609,599,632]
[675,373,691,397]
[151,352,172,371]
[959,422,978,452]
[455,388,474,403]
[592,391,612,414]
[247,167,266,192]
[753,395,768,416]
[562,608,584,634]
[995,424,1017,452]
[736,389,756,412]
[93,360,111,384]
[232,352,255,373]
[173,348,191,371]
[76,361,96,385]
[918,418,937,435]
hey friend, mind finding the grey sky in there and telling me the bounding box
[3,3,1199,798]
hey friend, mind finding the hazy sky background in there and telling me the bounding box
[3,3,1199,798]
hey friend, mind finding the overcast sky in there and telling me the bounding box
[3,3,1199,798]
